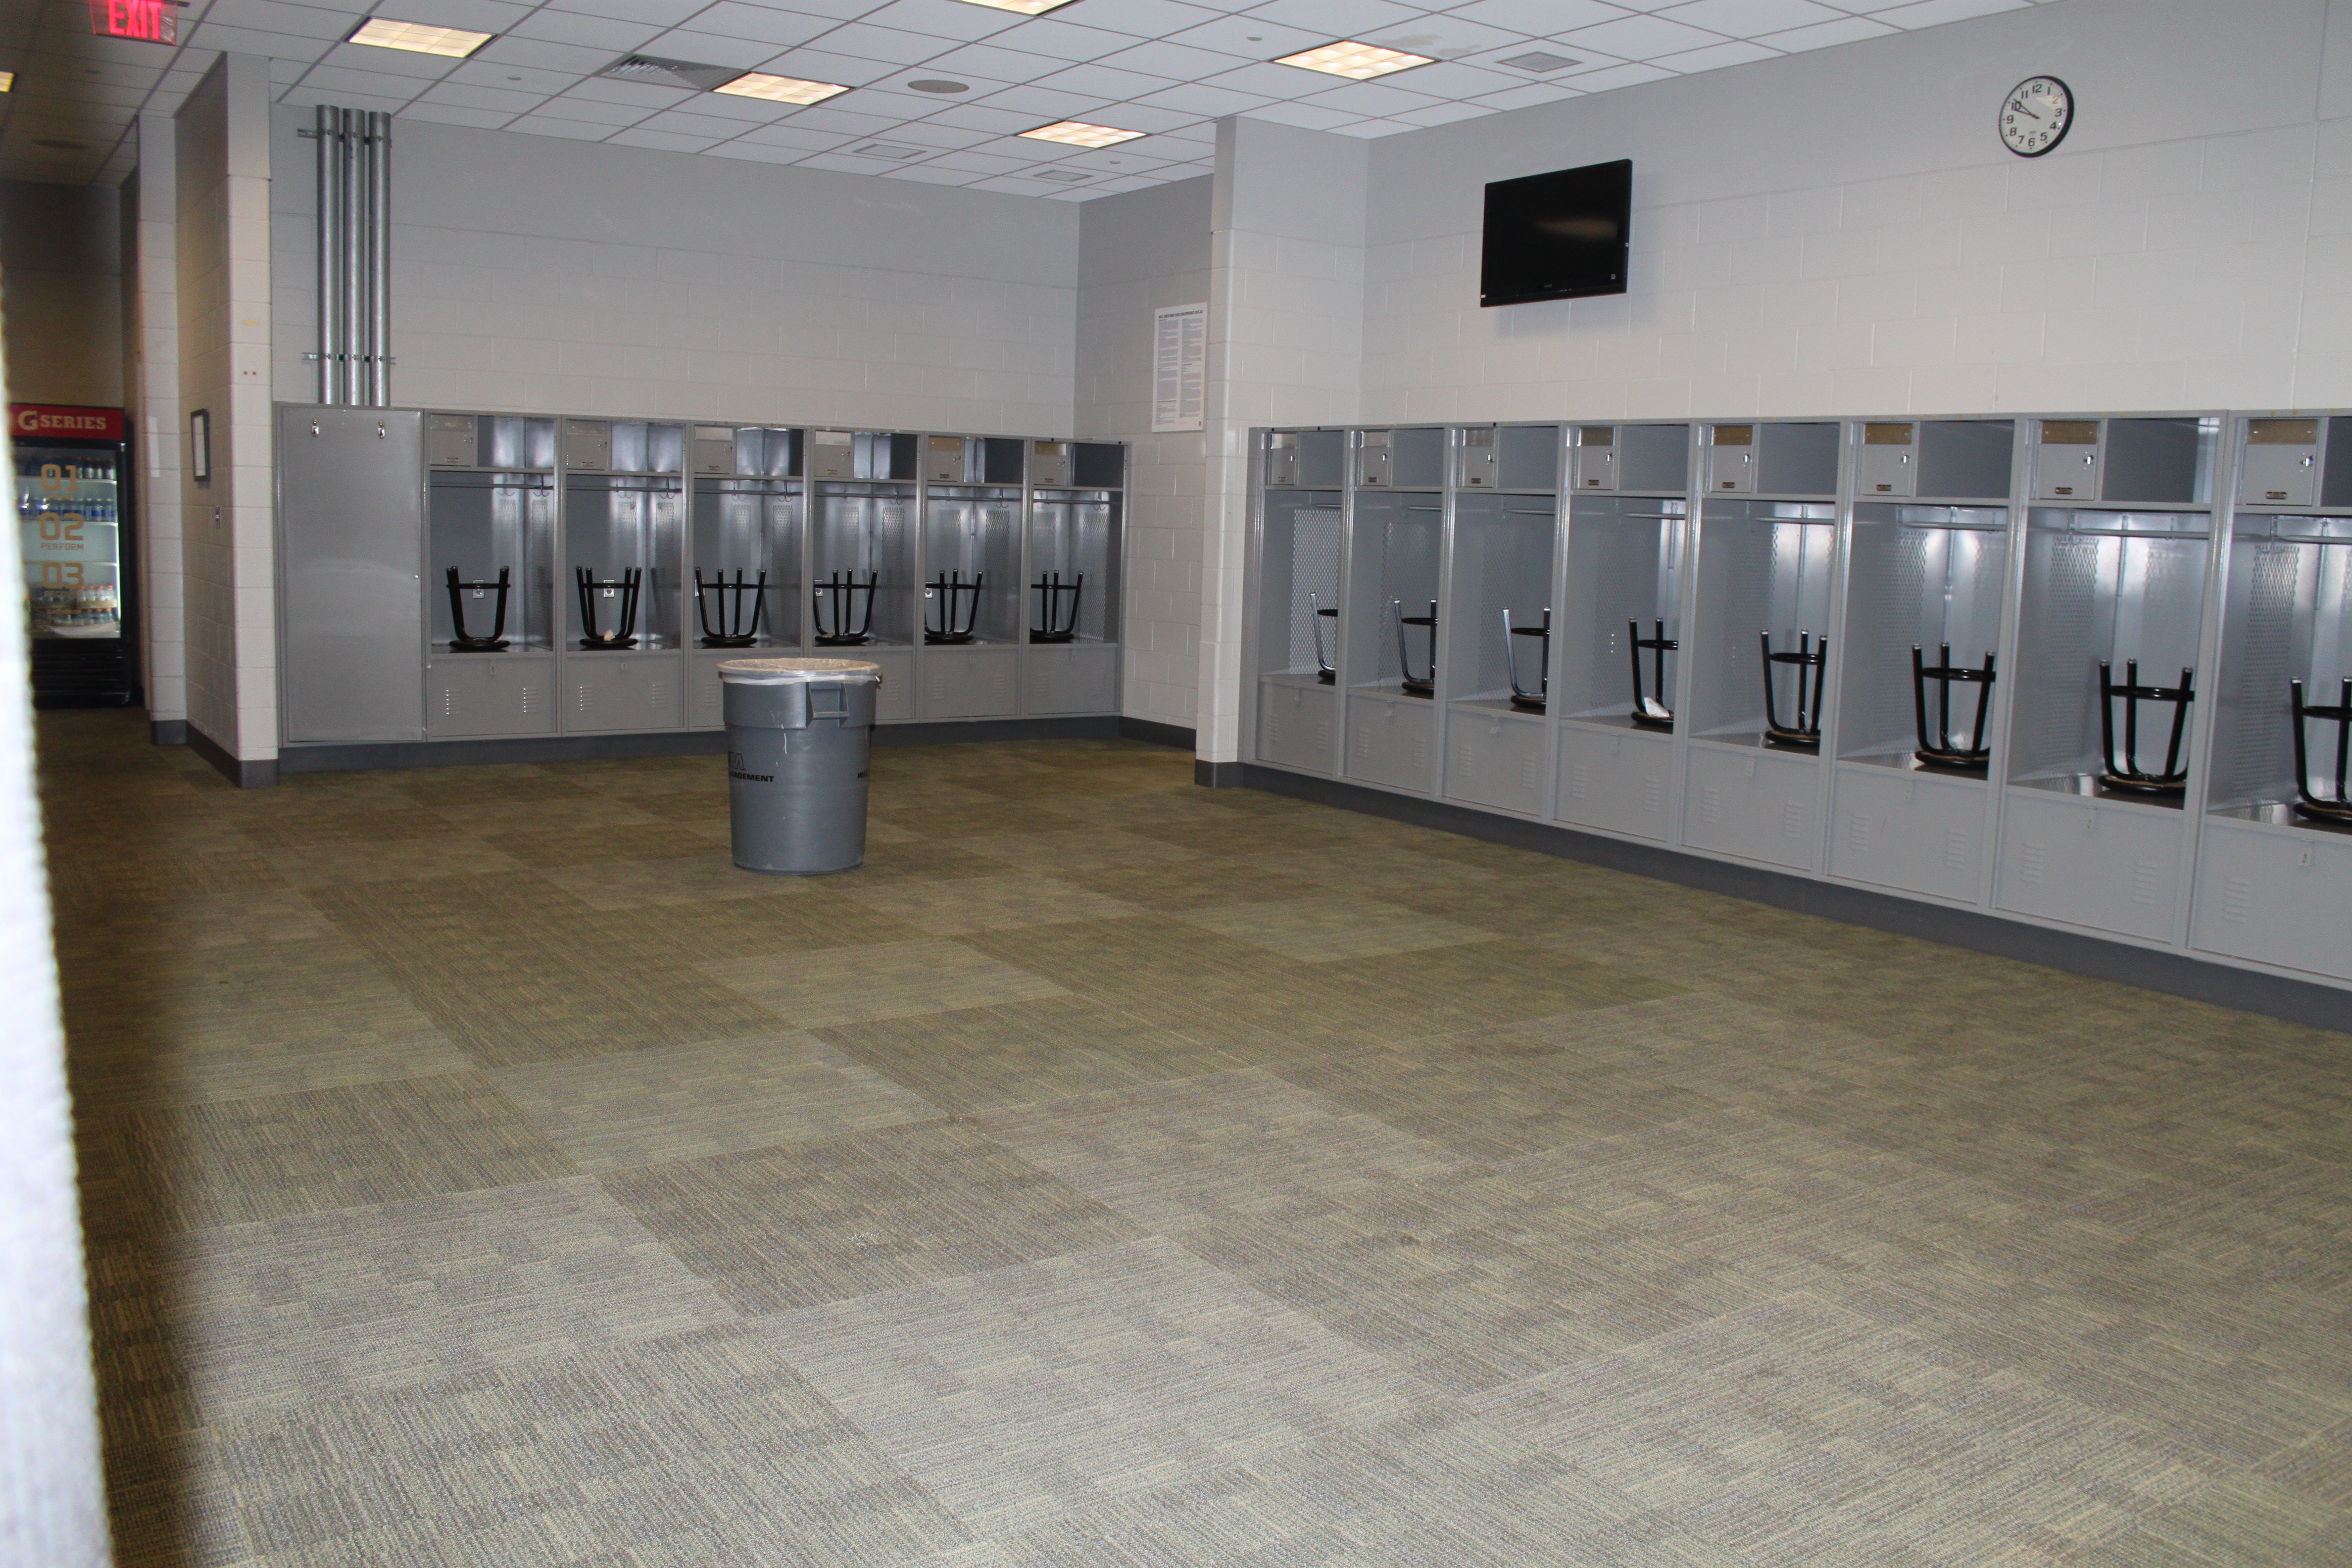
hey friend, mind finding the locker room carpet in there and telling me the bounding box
[39,707,2352,1568]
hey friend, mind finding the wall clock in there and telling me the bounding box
[2000,76,2073,157]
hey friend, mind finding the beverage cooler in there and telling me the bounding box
[12,403,136,706]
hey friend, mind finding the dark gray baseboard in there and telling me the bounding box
[189,725,278,789]
[1243,765,2352,1036]
[1195,759,1246,788]
[1118,716,1195,750]
[150,719,189,746]
[275,715,1129,776]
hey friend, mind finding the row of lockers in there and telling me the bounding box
[1247,410,2352,993]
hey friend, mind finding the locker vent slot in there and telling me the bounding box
[1642,777,1664,814]
[1700,785,1720,824]
[2131,859,2159,905]
[649,681,667,709]
[1847,812,1873,852]
[520,686,539,714]
[576,685,593,713]
[1782,800,1806,839]
[1410,740,1428,770]
[1265,713,1282,747]
[2223,876,2253,923]
[1944,829,1969,870]
[442,687,460,717]
[1315,721,1331,751]
[1354,727,1372,762]
[2020,840,2046,884]
[1454,744,1473,777]
[1519,754,1540,792]
[1568,763,1591,801]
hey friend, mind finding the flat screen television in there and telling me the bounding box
[1480,158,1632,307]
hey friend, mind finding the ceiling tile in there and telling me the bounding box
[921,146,1041,174]
[543,0,713,24]
[1060,98,1198,133]
[1470,79,1584,111]
[1647,38,1778,72]
[1132,80,1271,115]
[504,113,621,139]
[1090,38,1250,81]
[471,35,623,73]
[524,93,657,123]
[1752,15,1896,50]
[898,42,1073,83]
[979,19,1150,63]
[720,121,857,150]
[1372,59,1523,98]
[1866,0,2030,27]
[702,138,822,162]
[1656,0,1847,33]
[1363,12,1526,61]
[1444,0,1625,34]
[967,81,1113,117]
[1560,59,1675,89]
[1198,59,1324,96]
[506,10,667,51]
[1325,116,1411,137]
[391,0,536,31]
[1025,61,1177,101]
[1554,15,1727,60]
[317,40,471,79]
[754,100,909,133]
[1297,77,1439,114]
[812,22,963,67]
[738,48,910,86]
[606,125,724,149]
[640,27,805,66]
[879,161,986,185]
[196,0,353,42]
[1160,14,1323,59]
[1390,98,1492,126]
[915,100,1046,133]
[1046,0,1227,39]
[1238,98,1362,130]
[858,0,1032,42]
[412,80,548,112]
[443,58,578,94]
[1239,0,1436,37]
[186,24,338,61]
[561,75,701,105]
[298,62,439,97]
[678,3,841,48]
[396,100,519,128]
[635,106,777,136]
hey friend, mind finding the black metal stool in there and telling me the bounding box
[2290,677,2352,823]
[695,569,766,648]
[812,572,876,646]
[1761,630,1826,749]
[926,571,983,644]
[1394,599,1436,696]
[1911,643,1995,771]
[1504,607,1550,712]
[2097,659,2194,795]
[1030,571,1083,643]
[1629,619,1675,729]
[575,566,642,649]
[446,566,510,651]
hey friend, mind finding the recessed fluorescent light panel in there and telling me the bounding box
[347,18,492,57]
[714,72,846,105]
[1020,120,1143,148]
[1275,41,1433,80]
[954,0,1076,14]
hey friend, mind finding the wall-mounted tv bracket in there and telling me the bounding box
[1030,571,1083,643]
[2290,677,2352,823]
[1311,594,1338,684]
[812,572,876,646]
[925,571,983,644]
[1761,631,1827,749]
[1911,643,1996,771]
[445,566,510,651]
[1394,599,1437,696]
[1504,607,1550,712]
[694,569,767,648]
[575,566,642,650]
[1629,619,1676,729]
[2097,659,2195,795]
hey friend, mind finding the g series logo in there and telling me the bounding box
[11,405,122,439]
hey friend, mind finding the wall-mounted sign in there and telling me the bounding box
[11,404,125,441]
[88,0,179,45]
[1151,302,1206,434]
[189,409,211,483]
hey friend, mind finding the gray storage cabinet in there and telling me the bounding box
[278,406,424,743]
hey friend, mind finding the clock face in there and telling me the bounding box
[2001,76,2073,157]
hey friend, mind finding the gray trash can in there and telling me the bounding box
[719,657,882,875]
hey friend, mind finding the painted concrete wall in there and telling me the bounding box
[0,180,123,409]
[1077,175,1211,733]
[126,116,186,728]
[176,55,276,765]
[266,112,1080,436]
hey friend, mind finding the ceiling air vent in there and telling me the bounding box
[845,142,927,159]
[596,55,742,92]
[1032,169,1091,184]
[1499,51,1579,74]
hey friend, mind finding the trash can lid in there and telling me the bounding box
[717,657,883,685]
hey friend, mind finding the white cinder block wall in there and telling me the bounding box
[267,114,1079,435]
[175,55,276,768]
[1076,177,1211,734]
[1358,0,2352,423]
[127,115,185,730]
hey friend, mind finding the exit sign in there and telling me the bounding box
[89,0,178,44]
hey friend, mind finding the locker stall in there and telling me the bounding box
[1553,424,1691,840]
[1826,420,2015,903]
[1025,444,1123,716]
[562,420,686,733]
[809,432,917,721]
[1253,441,1346,774]
[427,413,557,739]
[1679,422,1840,871]
[2192,413,2352,980]
[1342,479,1445,794]
[918,437,1024,719]
[686,426,802,731]
[1997,416,2218,940]
[1442,426,1559,815]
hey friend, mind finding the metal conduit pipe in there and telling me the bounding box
[312,107,393,406]
[314,104,340,404]
[342,107,364,405]
[369,111,391,408]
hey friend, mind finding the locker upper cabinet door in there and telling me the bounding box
[2035,419,2100,500]
[1030,440,1073,486]
[1708,426,1756,493]
[1456,428,1498,489]
[2238,418,2321,506]
[1571,426,1617,491]
[563,418,610,472]
[691,426,735,476]
[426,412,477,468]
[1265,432,1301,488]
[923,435,971,484]
[1356,430,1392,488]
[279,406,425,743]
[808,430,857,481]
[1858,423,1917,497]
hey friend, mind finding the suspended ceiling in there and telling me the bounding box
[0,0,2055,197]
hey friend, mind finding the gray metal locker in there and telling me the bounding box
[920,646,1017,719]
[808,430,857,481]
[1995,791,2185,941]
[1356,430,1392,488]
[563,418,611,471]
[1826,764,1986,903]
[2238,418,2322,507]
[1258,679,1338,773]
[1025,644,1117,715]
[1030,441,1072,487]
[278,406,425,743]
[564,652,681,733]
[1446,708,1545,815]
[1570,427,1616,491]
[1556,726,1672,840]
[2191,819,2352,982]
[427,655,554,738]
[1456,427,1497,489]
[1345,691,1435,792]
[426,412,476,468]
[1856,422,1916,497]
[1707,426,1756,493]
[1682,743,1819,871]
[689,651,733,730]
[864,648,914,724]
[2035,420,2100,500]
[1265,432,1301,488]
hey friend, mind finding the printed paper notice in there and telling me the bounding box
[1151,302,1207,433]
